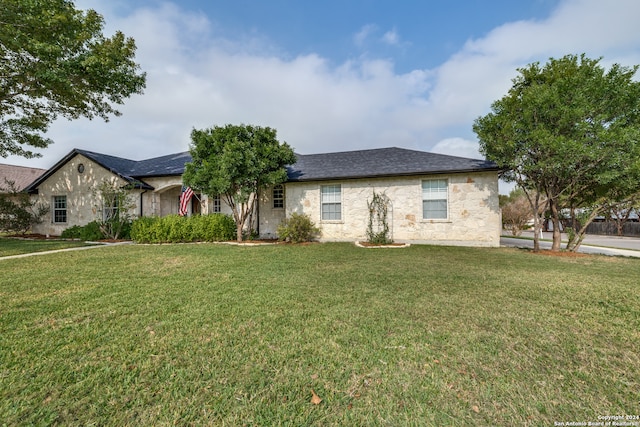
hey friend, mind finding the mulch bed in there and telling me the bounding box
[533,249,589,257]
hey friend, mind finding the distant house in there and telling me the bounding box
[0,163,46,193]
[25,147,502,246]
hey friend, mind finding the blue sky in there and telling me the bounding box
[7,0,640,196]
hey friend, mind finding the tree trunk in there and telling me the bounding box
[566,207,601,252]
[522,188,546,252]
[548,198,562,251]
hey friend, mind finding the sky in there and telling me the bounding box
[6,0,640,193]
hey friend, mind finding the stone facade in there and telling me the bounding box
[273,171,500,246]
[30,154,138,236]
[28,150,500,246]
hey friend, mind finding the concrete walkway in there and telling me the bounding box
[0,241,133,261]
[501,231,640,257]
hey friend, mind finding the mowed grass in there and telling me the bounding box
[0,237,96,257]
[1,243,639,426]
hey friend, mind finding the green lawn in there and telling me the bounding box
[1,243,638,426]
[0,237,97,257]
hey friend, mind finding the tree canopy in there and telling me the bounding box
[182,124,296,242]
[0,0,146,158]
[474,54,640,251]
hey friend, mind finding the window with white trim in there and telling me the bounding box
[273,185,284,209]
[321,184,341,221]
[422,179,448,219]
[102,196,118,222]
[53,195,67,223]
[212,195,221,213]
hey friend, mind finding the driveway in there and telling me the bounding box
[501,231,640,257]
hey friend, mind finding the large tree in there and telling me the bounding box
[182,124,296,242]
[0,0,146,158]
[474,54,640,251]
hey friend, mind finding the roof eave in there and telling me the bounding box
[286,167,502,183]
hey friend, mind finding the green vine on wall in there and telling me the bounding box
[366,191,392,244]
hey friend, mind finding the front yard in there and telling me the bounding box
[1,242,638,425]
[0,236,98,257]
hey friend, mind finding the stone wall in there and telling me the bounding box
[282,171,500,246]
[30,154,139,236]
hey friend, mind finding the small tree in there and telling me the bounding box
[0,179,48,233]
[366,191,392,244]
[183,124,296,242]
[603,194,640,236]
[500,188,539,236]
[93,180,136,239]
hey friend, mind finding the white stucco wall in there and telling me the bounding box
[30,154,140,236]
[280,172,500,246]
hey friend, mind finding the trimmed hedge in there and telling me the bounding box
[131,214,236,243]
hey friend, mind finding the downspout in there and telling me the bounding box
[140,190,147,217]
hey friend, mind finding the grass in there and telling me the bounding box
[0,237,97,257]
[1,242,639,426]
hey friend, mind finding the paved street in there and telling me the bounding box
[501,231,640,257]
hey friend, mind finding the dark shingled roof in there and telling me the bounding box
[26,147,499,192]
[286,147,499,182]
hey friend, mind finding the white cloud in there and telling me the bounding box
[6,0,640,189]
[354,24,377,48]
[431,138,482,159]
[382,29,400,46]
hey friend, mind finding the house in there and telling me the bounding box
[24,147,502,246]
[0,163,46,193]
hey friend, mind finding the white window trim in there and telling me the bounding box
[212,195,221,213]
[273,184,285,210]
[52,195,67,224]
[421,179,450,221]
[320,184,343,222]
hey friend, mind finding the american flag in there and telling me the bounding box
[178,186,194,216]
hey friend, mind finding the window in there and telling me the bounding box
[422,179,448,219]
[212,195,221,213]
[321,184,341,221]
[53,195,67,223]
[273,185,284,209]
[103,196,118,222]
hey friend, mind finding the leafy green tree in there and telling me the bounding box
[0,179,48,233]
[0,0,146,158]
[183,124,296,242]
[474,54,640,251]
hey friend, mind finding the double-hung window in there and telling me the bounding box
[422,179,448,219]
[53,195,67,223]
[273,185,284,209]
[212,195,221,213]
[103,196,118,222]
[321,184,341,221]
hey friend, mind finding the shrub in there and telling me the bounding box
[131,214,236,243]
[277,213,320,243]
[0,179,49,234]
[61,225,83,239]
[61,222,106,241]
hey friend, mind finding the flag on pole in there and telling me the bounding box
[179,186,194,216]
